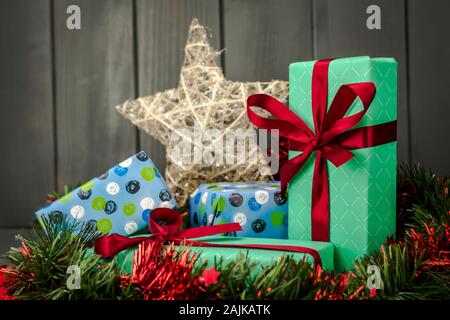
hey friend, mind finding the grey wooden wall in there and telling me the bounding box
[0,0,449,246]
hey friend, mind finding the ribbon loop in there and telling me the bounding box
[247,94,314,143]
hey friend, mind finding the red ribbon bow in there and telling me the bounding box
[95,207,322,266]
[247,59,397,242]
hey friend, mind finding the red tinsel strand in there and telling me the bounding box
[408,223,450,272]
[0,267,15,300]
[120,241,206,300]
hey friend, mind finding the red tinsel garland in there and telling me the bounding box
[119,241,218,300]
[1,220,449,300]
[404,223,450,272]
[0,267,14,300]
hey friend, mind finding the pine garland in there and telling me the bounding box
[1,217,125,300]
[1,163,449,300]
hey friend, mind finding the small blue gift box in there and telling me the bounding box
[189,182,288,239]
[36,151,177,235]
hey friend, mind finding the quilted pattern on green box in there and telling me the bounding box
[288,57,397,271]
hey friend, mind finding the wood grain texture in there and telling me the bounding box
[54,0,136,188]
[136,0,221,173]
[222,0,313,81]
[0,0,54,226]
[313,0,409,162]
[408,0,450,176]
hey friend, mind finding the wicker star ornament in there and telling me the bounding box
[116,18,288,205]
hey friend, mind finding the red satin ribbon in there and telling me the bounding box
[95,208,322,266]
[246,59,397,242]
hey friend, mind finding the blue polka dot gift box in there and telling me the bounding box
[35,151,177,236]
[189,182,288,239]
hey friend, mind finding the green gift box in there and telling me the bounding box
[288,57,397,271]
[113,235,334,273]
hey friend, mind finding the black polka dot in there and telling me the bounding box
[136,151,149,161]
[252,219,266,233]
[273,191,287,205]
[104,201,117,215]
[159,189,172,201]
[77,188,92,200]
[49,211,63,224]
[202,214,207,226]
[85,219,98,233]
[126,180,141,194]
[229,193,243,207]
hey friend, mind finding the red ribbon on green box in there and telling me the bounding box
[246,59,397,242]
[95,207,323,266]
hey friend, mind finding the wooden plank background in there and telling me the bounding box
[136,0,221,172]
[0,0,54,228]
[1,0,449,245]
[407,0,450,178]
[53,0,137,191]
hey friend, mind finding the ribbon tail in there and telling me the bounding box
[279,148,313,194]
[322,143,355,167]
[333,121,397,149]
[183,240,322,267]
[311,151,330,242]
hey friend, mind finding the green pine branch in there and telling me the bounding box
[2,216,126,300]
[398,162,449,233]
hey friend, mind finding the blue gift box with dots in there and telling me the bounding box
[35,151,177,236]
[189,182,288,239]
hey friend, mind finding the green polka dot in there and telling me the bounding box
[210,187,225,191]
[271,211,285,227]
[97,218,112,233]
[141,167,155,181]
[122,203,136,216]
[199,203,206,215]
[81,180,94,191]
[212,196,226,212]
[59,192,72,204]
[92,196,107,211]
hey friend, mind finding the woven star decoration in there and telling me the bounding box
[116,18,288,205]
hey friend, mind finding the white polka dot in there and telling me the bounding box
[140,197,155,210]
[207,215,214,224]
[201,192,208,204]
[255,190,269,205]
[233,213,247,226]
[159,201,173,208]
[105,182,120,195]
[119,157,133,168]
[70,205,85,219]
[124,221,138,235]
